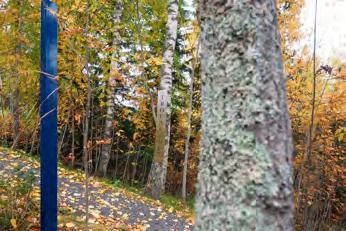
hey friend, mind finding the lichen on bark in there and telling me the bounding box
[195,1,293,230]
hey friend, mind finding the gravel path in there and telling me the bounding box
[0,151,193,231]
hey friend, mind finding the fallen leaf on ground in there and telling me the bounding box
[65,222,76,228]
[10,219,17,229]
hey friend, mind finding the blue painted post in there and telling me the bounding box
[40,0,58,230]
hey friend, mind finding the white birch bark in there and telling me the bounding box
[145,0,179,199]
[98,2,122,176]
[181,63,194,201]
[182,40,199,201]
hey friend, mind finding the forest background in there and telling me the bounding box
[0,0,345,229]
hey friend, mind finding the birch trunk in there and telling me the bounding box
[195,1,294,230]
[97,2,122,176]
[144,0,179,199]
[182,60,196,201]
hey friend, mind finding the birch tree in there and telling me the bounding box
[145,0,179,199]
[195,1,294,230]
[181,59,194,201]
[97,1,123,177]
[182,35,199,202]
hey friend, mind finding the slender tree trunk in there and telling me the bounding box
[98,2,122,177]
[182,58,196,201]
[98,74,115,176]
[135,0,157,124]
[113,136,119,180]
[195,1,293,230]
[180,0,199,203]
[122,153,130,181]
[0,72,4,119]
[82,73,91,230]
[58,122,68,156]
[12,0,22,149]
[306,0,318,160]
[144,0,179,199]
[296,0,318,196]
[12,80,19,148]
[142,154,147,184]
[131,147,140,185]
[83,2,92,228]
[300,2,319,228]
[30,120,39,154]
[71,110,75,168]
[0,72,2,92]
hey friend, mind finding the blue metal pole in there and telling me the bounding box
[40,1,58,230]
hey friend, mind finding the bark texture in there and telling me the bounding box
[98,2,122,176]
[195,1,293,230]
[145,0,179,199]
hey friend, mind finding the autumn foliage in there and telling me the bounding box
[0,0,344,229]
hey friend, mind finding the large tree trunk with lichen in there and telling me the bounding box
[144,0,179,199]
[195,1,294,230]
[97,2,122,177]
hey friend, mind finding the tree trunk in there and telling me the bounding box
[98,73,115,176]
[12,76,20,148]
[82,72,91,228]
[83,2,92,228]
[71,110,75,168]
[182,57,196,201]
[122,153,131,182]
[135,0,157,124]
[0,72,4,118]
[112,136,119,180]
[131,147,140,185]
[0,72,2,91]
[195,1,293,230]
[144,0,179,199]
[97,2,122,177]
[12,0,22,149]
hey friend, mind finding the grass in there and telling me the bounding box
[0,185,114,230]
[103,178,195,218]
[0,146,195,221]
[0,148,126,230]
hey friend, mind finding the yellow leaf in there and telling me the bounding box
[90,210,100,219]
[65,222,75,228]
[122,213,129,220]
[10,219,17,229]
